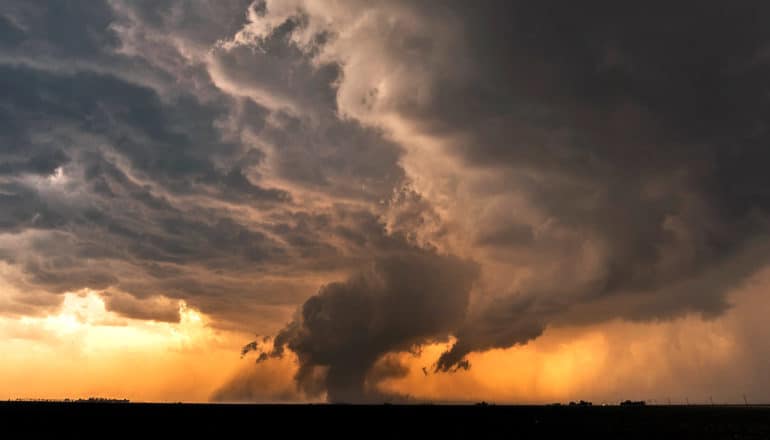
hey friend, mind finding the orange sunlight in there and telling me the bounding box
[0,290,247,402]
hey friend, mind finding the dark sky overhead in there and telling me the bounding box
[2,1,770,403]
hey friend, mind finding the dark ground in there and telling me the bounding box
[1,402,769,438]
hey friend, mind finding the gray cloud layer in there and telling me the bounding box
[3,0,770,401]
[0,0,407,333]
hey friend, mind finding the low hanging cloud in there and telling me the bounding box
[246,250,478,403]
[100,291,181,323]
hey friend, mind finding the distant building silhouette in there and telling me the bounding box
[569,400,592,406]
[620,400,646,407]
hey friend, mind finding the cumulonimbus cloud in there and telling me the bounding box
[244,249,479,402]
[251,0,770,373]
[4,0,770,403]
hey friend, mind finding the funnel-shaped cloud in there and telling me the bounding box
[264,250,478,402]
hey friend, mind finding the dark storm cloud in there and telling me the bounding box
[209,13,339,113]
[0,61,287,268]
[0,149,69,177]
[0,0,118,58]
[430,1,770,368]
[257,249,478,402]
[0,184,66,232]
[7,0,770,403]
[0,14,25,47]
[232,0,770,373]
[1,64,218,182]
[0,0,412,336]
[208,10,405,201]
[114,0,254,47]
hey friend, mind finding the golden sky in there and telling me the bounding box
[2,266,767,403]
[0,289,246,402]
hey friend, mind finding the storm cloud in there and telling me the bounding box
[0,0,407,333]
[259,250,478,402]
[3,0,770,402]
[270,0,770,372]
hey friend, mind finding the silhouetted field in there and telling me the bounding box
[2,402,769,438]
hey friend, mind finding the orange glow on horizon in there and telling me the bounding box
[0,291,247,402]
[3,267,769,404]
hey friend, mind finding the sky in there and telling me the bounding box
[1,0,770,404]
